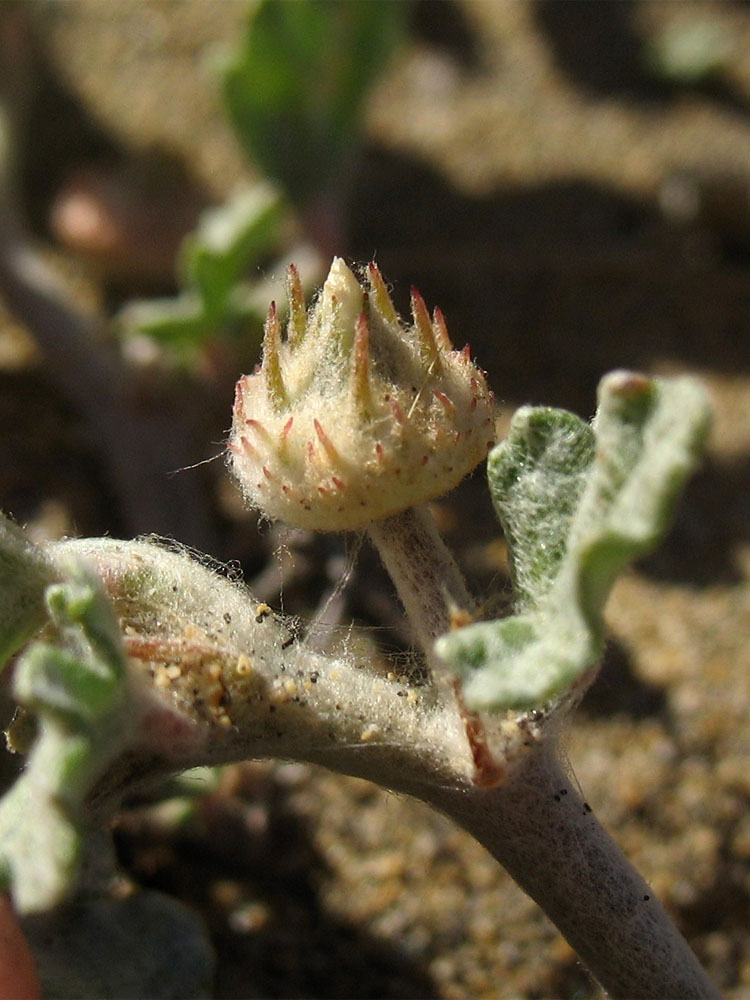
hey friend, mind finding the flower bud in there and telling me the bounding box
[229,258,495,531]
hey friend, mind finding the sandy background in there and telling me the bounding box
[0,2,748,997]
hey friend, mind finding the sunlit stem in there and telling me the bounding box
[367,505,474,655]
[428,744,721,1000]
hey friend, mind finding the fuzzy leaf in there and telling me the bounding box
[487,406,596,611]
[437,372,710,711]
[0,560,134,914]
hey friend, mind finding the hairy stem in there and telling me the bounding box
[367,506,717,997]
[426,743,720,1000]
[367,505,474,651]
[368,504,504,787]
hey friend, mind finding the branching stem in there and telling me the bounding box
[367,505,719,998]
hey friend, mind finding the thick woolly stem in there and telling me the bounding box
[425,743,720,1000]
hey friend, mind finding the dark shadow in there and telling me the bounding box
[3,6,211,296]
[580,640,667,720]
[353,148,750,403]
[351,148,750,587]
[532,1,750,118]
[680,878,750,937]
[637,455,750,587]
[114,772,438,1000]
[677,862,750,987]
[411,0,481,71]
[0,370,122,538]
[14,11,122,233]
[533,1,659,100]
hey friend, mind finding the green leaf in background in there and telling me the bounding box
[0,559,134,914]
[120,183,285,352]
[181,183,286,320]
[222,0,409,206]
[437,372,710,711]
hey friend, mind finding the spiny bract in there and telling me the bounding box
[229,258,495,531]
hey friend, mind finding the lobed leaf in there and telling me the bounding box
[437,372,710,711]
[0,560,134,913]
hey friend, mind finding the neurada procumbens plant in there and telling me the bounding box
[0,259,719,999]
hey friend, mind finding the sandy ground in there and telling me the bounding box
[0,2,749,997]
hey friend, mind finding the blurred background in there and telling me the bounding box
[0,2,748,997]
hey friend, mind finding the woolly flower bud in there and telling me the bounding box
[229,258,495,531]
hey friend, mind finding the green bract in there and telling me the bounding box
[437,371,710,711]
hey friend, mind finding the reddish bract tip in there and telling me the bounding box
[314,419,339,461]
[432,307,453,351]
[351,313,372,408]
[410,286,441,366]
[239,435,259,457]
[355,311,370,348]
[433,389,455,415]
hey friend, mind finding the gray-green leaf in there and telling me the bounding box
[437,371,710,711]
[0,559,134,913]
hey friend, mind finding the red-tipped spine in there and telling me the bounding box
[410,287,441,368]
[433,389,455,416]
[432,307,454,352]
[351,312,372,412]
[314,419,340,463]
[262,302,286,409]
[367,262,399,326]
[286,264,307,349]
